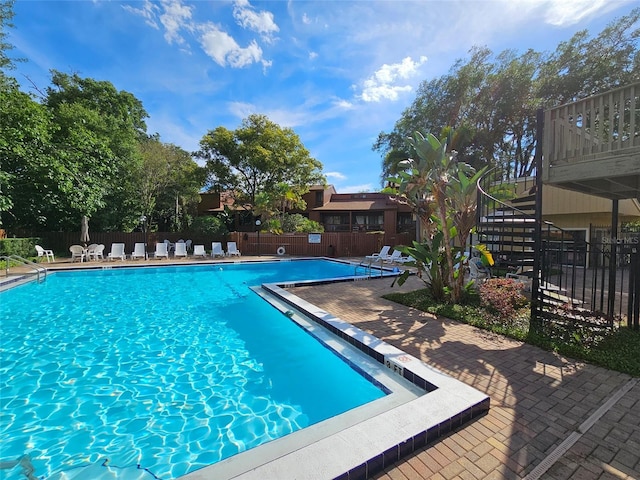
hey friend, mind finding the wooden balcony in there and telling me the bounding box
[542,82,640,200]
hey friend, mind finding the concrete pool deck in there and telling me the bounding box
[3,256,639,479]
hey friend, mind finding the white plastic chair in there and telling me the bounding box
[85,244,99,260]
[107,243,126,261]
[387,249,411,264]
[69,245,86,263]
[174,242,188,258]
[469,257,491,284]
[153,242,169,259]
[90,244,105,261]
[226,241,241,257]
[35,245,55,262]
[211,242,225,258]
[185,239,192,251]
[193,245,207,258]
[131,242,146,260]
[366,245,391,261]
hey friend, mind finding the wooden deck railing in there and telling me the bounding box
[544,82,640,166]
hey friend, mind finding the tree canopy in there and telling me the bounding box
[196,114,325,213]
[375,8,640,183]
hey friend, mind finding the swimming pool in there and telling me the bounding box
[0,260,392,479]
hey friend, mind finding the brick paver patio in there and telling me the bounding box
[290,275,640,480]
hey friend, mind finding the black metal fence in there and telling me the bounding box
[537,225,640,329]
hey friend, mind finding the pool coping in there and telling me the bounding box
[183,276,490,480]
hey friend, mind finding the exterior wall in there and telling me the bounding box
[543,187,640,217]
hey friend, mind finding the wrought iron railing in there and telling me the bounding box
[475,168,640,330]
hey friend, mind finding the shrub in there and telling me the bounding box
[479,278,528,326]
[0,237,40,258]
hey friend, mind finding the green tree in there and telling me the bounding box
[375,9,639,184]
[42,72,149,231]
[0,83,54,231]
[390,131,486,303]
[136,137,206,232]
[0,0,19,81]
[196,114,325,214]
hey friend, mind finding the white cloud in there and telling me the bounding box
[159,0,193,45]
[309,51,318,60]
[233,0,279,43]
[122,0,159,29]
[332,99,353,109]
[302,13,311,25]
[543,0,622,26]
[358,56,428,103]
[325,171,347,181]
[199,24,264,68]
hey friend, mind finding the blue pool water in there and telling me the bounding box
[0,260,385,479]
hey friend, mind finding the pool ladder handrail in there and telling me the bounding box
[0,254,47,282]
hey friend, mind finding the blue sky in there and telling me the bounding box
[7,0,636,192]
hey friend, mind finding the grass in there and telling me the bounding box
[382,288,640,377]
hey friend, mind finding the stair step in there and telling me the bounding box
[510,194,536,204]
[493,210,536,218]
[477,225,533,238]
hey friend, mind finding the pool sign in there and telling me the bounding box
[384,354,412,377]
[308,233,321,243]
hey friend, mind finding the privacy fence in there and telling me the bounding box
[34,231,413,259]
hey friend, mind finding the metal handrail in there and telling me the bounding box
[1,255,47,282]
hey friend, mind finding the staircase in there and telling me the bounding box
[475,170,539,275]
[474,170,612,329]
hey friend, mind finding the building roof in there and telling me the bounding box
[312,195,412,212]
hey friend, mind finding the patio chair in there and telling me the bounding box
[89,244,105,261]
[211,242,225,258]
[185,239,192,251]
[107,243,126,261]
[131,242,146,260]
[163,239,175,255]
[193,245,207,258]
[226,241,241,257]
[468,257,491,284]
[35,245,55,263]
[174,242,188,258]
[153,242,169,259]
[366,245,391,261]
[69,245,86,263]
[387,249,411,264]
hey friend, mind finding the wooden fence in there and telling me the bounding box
[35,231,414,258]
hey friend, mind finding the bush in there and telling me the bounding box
[0,237,40,258]
[479,278,528,327]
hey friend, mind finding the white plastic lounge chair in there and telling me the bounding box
[69,245,86,263]
[211,242,225,258]
[107,243,126,261]
[174,242,188,258]
[35,245,55,262]
[131,242,146,260]
[89,244,105,261]
[226,241,241,257]
[366,245,391,261]
[193,245,207,258]
[387,249,411,264]
[153,242,169,259]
